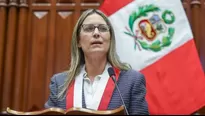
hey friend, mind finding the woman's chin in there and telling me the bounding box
[88,49,107,55]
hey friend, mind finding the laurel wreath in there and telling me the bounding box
[129,4,160,31]
[162,10,175,24]
[125,4,175,52]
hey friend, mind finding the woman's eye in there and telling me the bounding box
[84,26,94,32]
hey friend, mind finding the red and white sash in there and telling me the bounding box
[66,67,120,110]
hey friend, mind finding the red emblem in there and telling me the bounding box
[139,19,157,41]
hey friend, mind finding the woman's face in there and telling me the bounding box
[78,13,111,56]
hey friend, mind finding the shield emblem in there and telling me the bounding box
[139,19,157,41]
[149,14,167,33]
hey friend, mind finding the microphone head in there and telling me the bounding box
[108,67,115,77]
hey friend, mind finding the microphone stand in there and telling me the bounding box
[111,76,129,115]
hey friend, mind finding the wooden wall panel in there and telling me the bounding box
[0,0,7,112]
[191,0,201,53]
[1,0,18,111]
[199,0,205,72]
[27,11,50,110]
[54,11,74,73]
[44,4,55,104]
[12,0,28,111]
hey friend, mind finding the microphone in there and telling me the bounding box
[108,67,129,115]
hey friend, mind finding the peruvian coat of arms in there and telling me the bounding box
[124,4,175,52]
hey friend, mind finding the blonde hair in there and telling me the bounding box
[57,9,131,99]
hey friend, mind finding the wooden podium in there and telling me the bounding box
[6,106,125,115]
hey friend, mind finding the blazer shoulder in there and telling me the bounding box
[121,69,144,78]
[120,69,146,84]
[51,71,68,85]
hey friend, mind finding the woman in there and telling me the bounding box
[44,9,149,115]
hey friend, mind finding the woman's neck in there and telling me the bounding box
[84,56,107,81]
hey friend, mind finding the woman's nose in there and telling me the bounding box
[93,28,100,38]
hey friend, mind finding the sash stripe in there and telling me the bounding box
[66,67,120,110]
[66,81,74,109]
